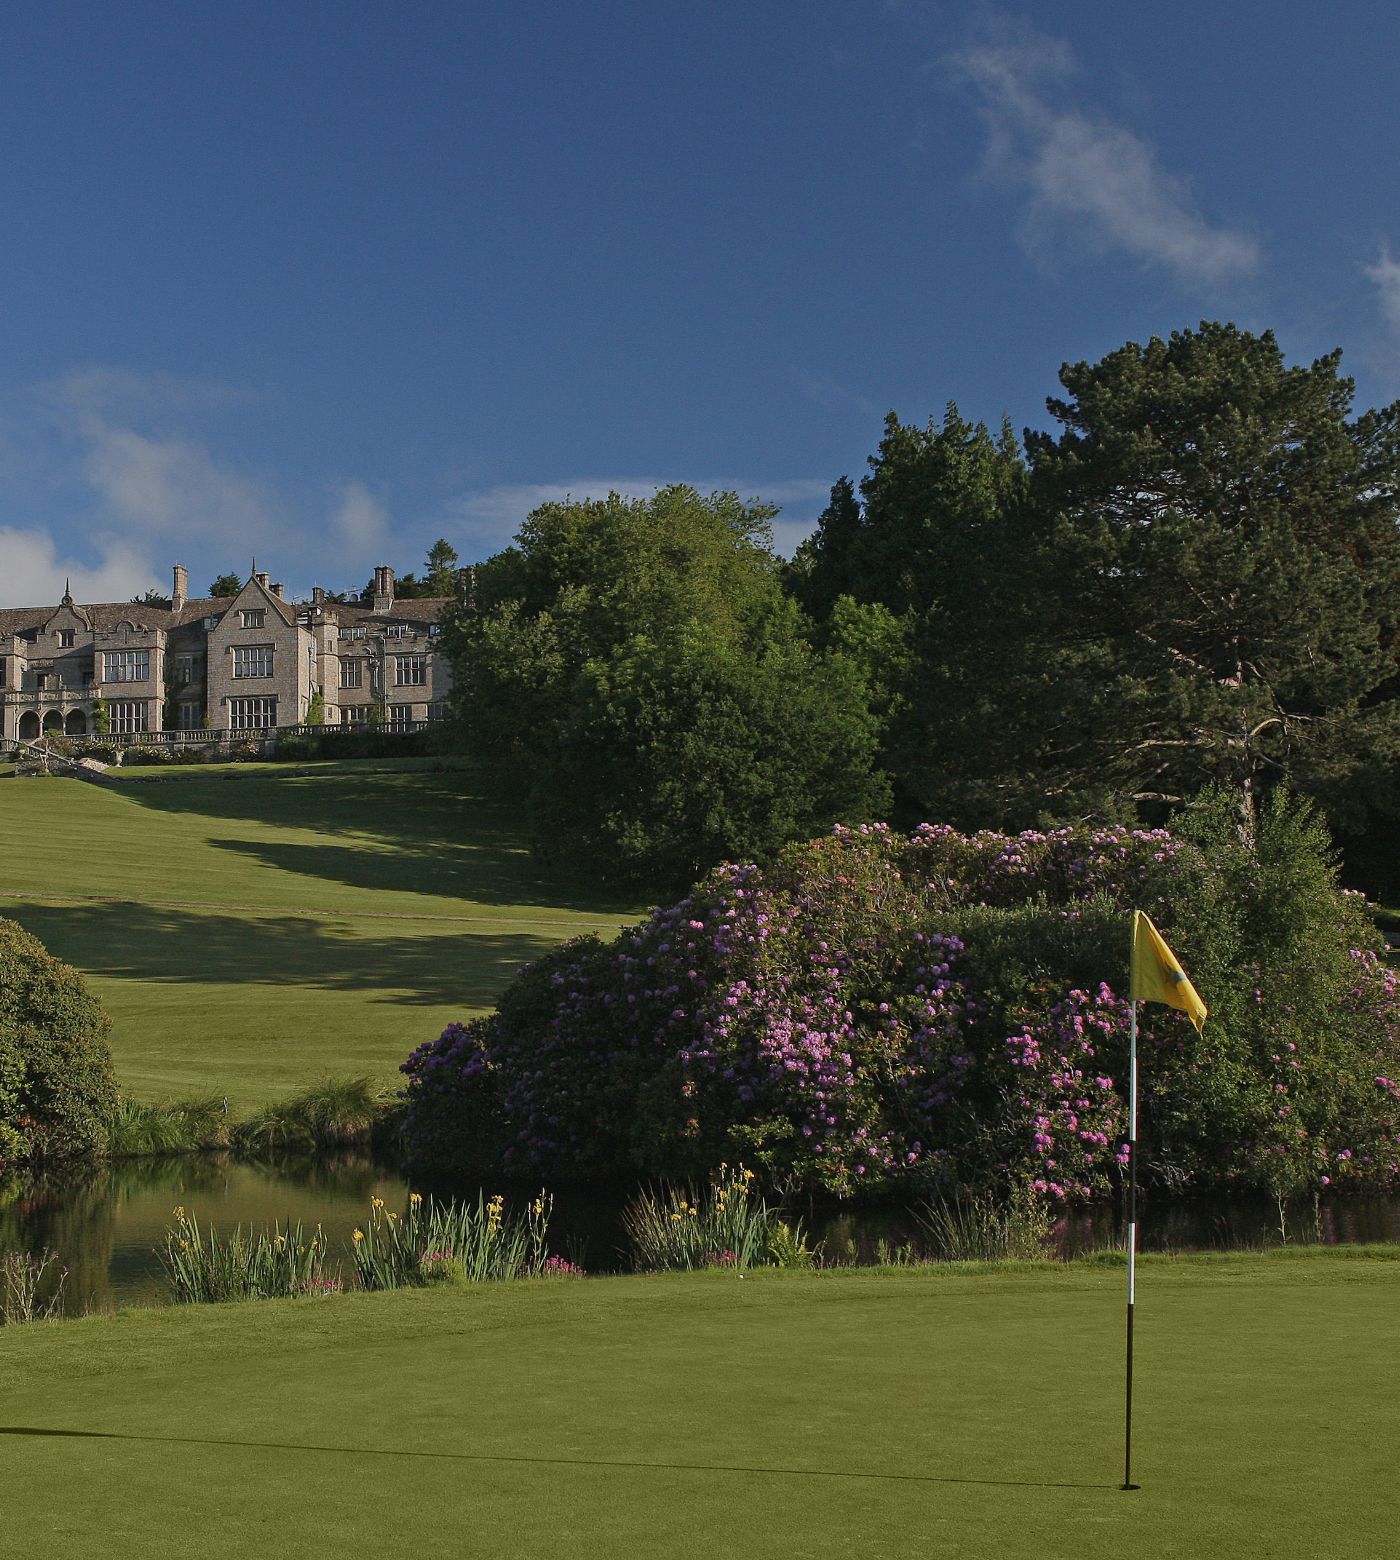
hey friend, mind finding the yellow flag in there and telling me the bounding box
[1130,911,1207,1032]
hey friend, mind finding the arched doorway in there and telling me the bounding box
[18,711,39,740]
[65,709,88,736]
[42,710,64,735]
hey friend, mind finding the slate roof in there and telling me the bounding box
[0,593,452,638]
[0,597,230,637]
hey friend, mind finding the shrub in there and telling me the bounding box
[0,919,117,1163]
[0,1247,68,1323]
[401,791,1400,1203]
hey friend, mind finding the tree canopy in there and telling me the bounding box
[809,325,1400,842]
[439,487,888,888]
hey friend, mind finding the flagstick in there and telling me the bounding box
[1123,995,1140,1492]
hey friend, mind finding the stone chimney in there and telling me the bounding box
[311,586,326,606]
[254,571,270,591]
[271,581,285,599]
[372,564,395,614]
[172,563,188,613]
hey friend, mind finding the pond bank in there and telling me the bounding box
[5,1150,1400,1316]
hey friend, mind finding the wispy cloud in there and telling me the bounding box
[791,369,882,420]
[44,367,277,545]
[444,476,833,558]
[0,526,157,606]
[949,19,1258,287]
[1366,247,1400,334]
[328,480,390,563]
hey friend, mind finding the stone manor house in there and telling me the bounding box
[0,564,454,742]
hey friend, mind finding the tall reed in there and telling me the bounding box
[916,1188,1051,1262]
[622,1164,800,1271]
[232,1077,390,1155]
[159,1207,338,1302]
[349,1191,553,1290]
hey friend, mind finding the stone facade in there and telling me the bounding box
[0,564,454,742]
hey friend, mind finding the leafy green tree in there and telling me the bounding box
[208,573,242,598]
[791,407,1026,622]
[129,589,165,605]
[539,618,888,887]
[441,487,889,887]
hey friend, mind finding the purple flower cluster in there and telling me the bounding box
[1005,986,1130,1201]
[399,818,1400,1202]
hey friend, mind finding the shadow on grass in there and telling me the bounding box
[111,765,640,915]
[3,900,565,1008]
[0,1427,1116,1490]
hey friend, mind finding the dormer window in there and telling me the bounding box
[241,609,266,629]
[57,630,75,648]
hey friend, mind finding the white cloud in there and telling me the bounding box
[328,480,390,562]
[43,368,277,544]
[1366,247,1400,334]
[78,425,276,541]
[49,366,252,421]
[951,20,1258,287]
[444,476,832,558]
[0,526,158,608]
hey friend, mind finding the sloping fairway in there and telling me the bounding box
[0,761,638,1105]
[1,1253,1395,1559]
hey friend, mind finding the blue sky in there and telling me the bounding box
[2,1,1399,605]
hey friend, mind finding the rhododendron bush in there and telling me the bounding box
[401,791,1400,1202]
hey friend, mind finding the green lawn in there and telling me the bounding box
[1,1252,1395,1558]
[0,761,639,1106]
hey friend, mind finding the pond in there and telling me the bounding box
[3,1153,1399,1317]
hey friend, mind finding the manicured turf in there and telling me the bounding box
[1,1252,1395,1558]
[0,761,639,1106]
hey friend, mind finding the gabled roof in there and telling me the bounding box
[215,575,297,628]
[0,597,231,638]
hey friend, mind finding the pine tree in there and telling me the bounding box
[993,323,1400,833]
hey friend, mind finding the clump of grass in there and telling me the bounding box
[916,1188,1051,1262]
[0,1248,67,1323]
[108,1096,232,1157]
[231,1077,391,1155]
[623,1165,798,1272]
[159,1207,335,1302]
[349,1191,554,1290]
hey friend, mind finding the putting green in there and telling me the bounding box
[1,1252,1395,1558]
[0,761,638,1106]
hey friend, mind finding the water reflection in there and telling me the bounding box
[1,1155,1398,1318]
[0,1155,411,1314]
